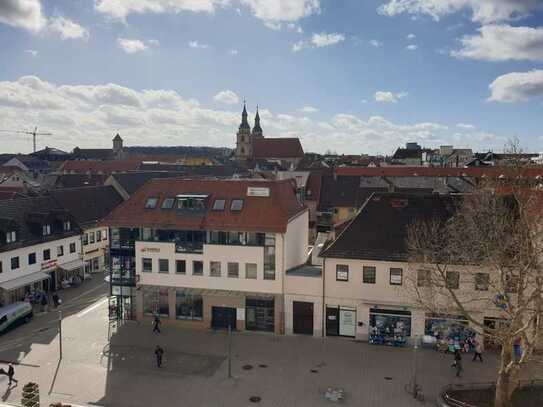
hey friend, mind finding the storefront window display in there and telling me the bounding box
[142,286,169,317]
[424,313,475,352]
[369,309,411,347]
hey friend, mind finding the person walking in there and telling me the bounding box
[472,340,483,362]
[154,345,164,368]
[454,350,463,377]
[152,314,161,334]
[7,364,18,386]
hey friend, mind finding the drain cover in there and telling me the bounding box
[310,369,319,373]
[384,377,393,381]
[242,364,253,370]
[249,396,261,403]
[258,364,268,368]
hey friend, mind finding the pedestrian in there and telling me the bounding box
[513,337,522,362]
[52,292,60,308]
[154,345,164,368]
[41,294,48,313]
[454,350,463,377]
[7,364,18,386]
[152,314,161,334]
[472,340,483,362]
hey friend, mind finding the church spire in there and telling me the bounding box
[252,104,263,137]
[239,100,250,130]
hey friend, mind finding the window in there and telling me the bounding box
[42,224,51,236]
[227,262,239,278]
[475,273,489,291]
[389,268,403,285]
[210,261,221,277]
[43,249,51,261]
[0,261,2,273]
[6,231,16,243]
[175,260,186,274]
[142,258,153,273]
[145,197,159,209]
[336,264,349,281]
[212,199,226,211]
[363,266,376,284]
[175,291,203,320]
[193,260,203,276]
[28,253,36,265]
[230,199,244,211]
[11,256,19,270]
[161,198,175,209]
[69,242,76,253]
[103,229,107,240]
[83,233,88,245]
[446,271,460,289]
[159,259,169,274]
[264,234,275,280]
[245,263,257,279]
[177,197,206,210]
[89,232,95,244]
[57,245,64,257]
[417,269,431,287]
[97,230,102,242]
[63,221,71,231]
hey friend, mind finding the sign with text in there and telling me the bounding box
[247,187,270,197]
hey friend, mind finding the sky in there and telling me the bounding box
[0,0,542,155]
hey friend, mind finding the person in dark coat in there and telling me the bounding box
[152,315,161,334]
[7,364,18,386]
[154,346,164,368]
[454,350,463,377]
[52,293,60,308]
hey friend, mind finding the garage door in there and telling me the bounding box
[211,306,237,330]
[293,301,313,335]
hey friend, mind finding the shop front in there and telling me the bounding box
[0,271,51,306]
[369,308,411,346]
[326,305,356,337]
[424,313,475,352]
[57,259,85,289]
[246,297,274,332]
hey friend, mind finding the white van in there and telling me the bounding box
[0,302,33,334]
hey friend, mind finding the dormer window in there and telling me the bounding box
[6,231,16,243]
[230,199,244,212]
[212,199,226,211]
[63,221,71,231]
[176,195,207,211]
[145,197,159,209]
[161,198,175,209]
[42,224,51,236]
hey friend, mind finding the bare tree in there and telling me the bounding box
[406,154,543,407]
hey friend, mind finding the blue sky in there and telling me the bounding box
[0,0,542,154]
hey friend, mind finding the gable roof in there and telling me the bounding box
[102,178,306,233]
[335,166,543,178]
[252,138,304,159]
[58,160,140,173]
[50,173,108,188]
[50,186,124,228]
[320,192,456,262]
[72,148,116,160]
[107,172,186,196]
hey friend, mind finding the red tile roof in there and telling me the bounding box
[58,160,141,174]
[102,178,307,233]
[252,138,304,159]
[335,166,543,178]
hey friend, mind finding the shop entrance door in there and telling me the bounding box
[339,308,356,337]
[326,307,340,336]
[246,298,274,332]
[212,307,237,330]
[293,301,313,335]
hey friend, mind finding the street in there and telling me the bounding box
[0,281,541,407]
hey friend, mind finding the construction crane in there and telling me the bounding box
[0,127,53,153]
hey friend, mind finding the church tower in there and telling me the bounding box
[235,102,252,160]
[251,106,263,138]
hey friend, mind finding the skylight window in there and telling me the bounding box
[161,198,175,209]
[145,197,158,209]
[230,199,244,211]
[212,199,226,211]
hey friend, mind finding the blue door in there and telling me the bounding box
[211,306,236,330]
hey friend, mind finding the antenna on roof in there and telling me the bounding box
[0,126,53,152]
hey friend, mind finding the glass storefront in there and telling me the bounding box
[246,297,274,332]
[369,308,411,346]
[142,286,169,317]
[175,291,203,320]
[424,313,475,352]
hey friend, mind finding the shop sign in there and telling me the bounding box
[237,308,245,321]
[41,259,57,271]
[247,187,270,197]
[140,247,160,253]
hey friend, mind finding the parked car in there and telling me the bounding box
[0,302,33,334]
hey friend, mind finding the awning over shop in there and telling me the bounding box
[58,259,85,271]
[0,271,51,291]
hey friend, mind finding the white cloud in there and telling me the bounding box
[0,0,46,32]
[406,44,418,50]
[25,49,38,57]
[228,49,239,55]
[0,76,509,154]
[118,38,148,54]
[188,40,210,49]
[378,0,541,24]
[488,69,543,103]
[370,39,383,47]
[241,0,320,23]
[407,33,416,40]
[452,25,543,62]
[95,0,224,20]
[311,32,345,47]
[299,106,318,113]
[287,23,303,33]
[374,91,408,103]
[213,90,240,105]
[292,40,307,52]
[457,123,476,129]
[48,16,89,40]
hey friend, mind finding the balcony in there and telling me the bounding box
[175,241,204,254]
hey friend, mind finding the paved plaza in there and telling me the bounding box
[0,282,541,407]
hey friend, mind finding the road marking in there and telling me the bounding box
[77,298,108,318]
